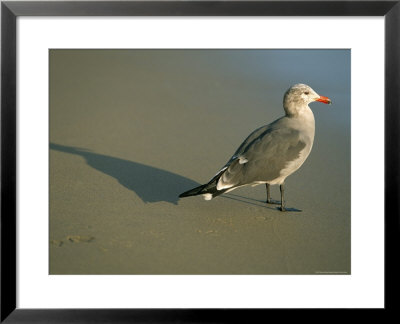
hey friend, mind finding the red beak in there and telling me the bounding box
[315,95,332,104]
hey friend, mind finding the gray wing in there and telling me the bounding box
[217,120,306,189]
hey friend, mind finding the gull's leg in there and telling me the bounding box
[280,183,286,212]
[266,183,271,204]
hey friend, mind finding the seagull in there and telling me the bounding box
[179,84,331,211]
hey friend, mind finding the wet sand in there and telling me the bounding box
[49,49,350,274]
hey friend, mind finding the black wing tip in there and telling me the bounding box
[178,191,192,198]
[179,170,227,199]
[179,185,205,198]
[179,185,228,199]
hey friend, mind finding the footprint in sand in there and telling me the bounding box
[66,235,95,243]
[50,240,64,247]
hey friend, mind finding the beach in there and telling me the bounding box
[49,49,350,274]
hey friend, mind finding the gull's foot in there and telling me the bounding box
[276,206,302,212]
[266,199,280,205]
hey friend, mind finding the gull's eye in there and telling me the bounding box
[304,91,309,95]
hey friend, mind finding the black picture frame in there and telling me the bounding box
[1,0,399,322]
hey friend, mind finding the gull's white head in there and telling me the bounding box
[283,83,331,117]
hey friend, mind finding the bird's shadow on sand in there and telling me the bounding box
[50,143,302,211]
[50,143,201,205]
